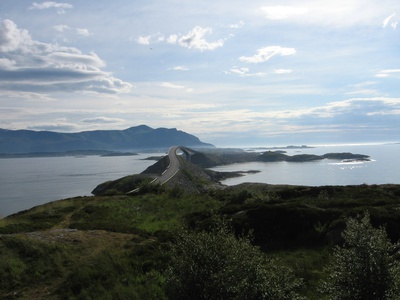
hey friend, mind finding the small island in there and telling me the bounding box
[249,145,314,151]
[259,151,370,162]
[100,152,137,157]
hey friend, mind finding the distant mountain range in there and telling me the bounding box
[0,125,214,154]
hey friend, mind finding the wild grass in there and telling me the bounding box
[0,235,74,295]
[0,197,88,234]
[68,192,223,234]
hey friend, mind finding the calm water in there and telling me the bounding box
[1,144,399,217]
[0,153,160,217]
[211,143,400,187]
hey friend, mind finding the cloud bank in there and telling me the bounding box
[0,19,131,94]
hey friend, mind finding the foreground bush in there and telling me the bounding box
[164,222,305,300]
[323,212,400,300]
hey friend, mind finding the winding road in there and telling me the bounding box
[126,146,185,194]
[152,146,181,185]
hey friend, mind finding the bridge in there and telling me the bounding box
[126,146,193,194]
[152,146,193,185]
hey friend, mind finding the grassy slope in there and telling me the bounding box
[0,186,224,299]
[1,168,400,299]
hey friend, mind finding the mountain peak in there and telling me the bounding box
[123,125,153,134]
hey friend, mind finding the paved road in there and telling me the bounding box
[152,146,181,185]
[126,146,182,194]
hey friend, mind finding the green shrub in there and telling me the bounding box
[164,222,305,300]
[322,212,400,300]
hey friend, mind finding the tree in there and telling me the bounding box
[164,222,304,300]
[323,212,400,300]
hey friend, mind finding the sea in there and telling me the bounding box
[1,143,399,218]
[0,153,161,218]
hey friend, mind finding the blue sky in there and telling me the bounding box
[0,0,399,146]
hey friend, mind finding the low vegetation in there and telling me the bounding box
[1,158,400,299]
[165,219,305,300]
[322,212,400,300]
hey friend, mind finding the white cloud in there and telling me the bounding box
[54,25,90,37]
[171,66,189,71]
[229,67,249,76]
[376,69,400,78]
[158,82,193,92]
[159,82,185,89]
[137,33,164,45]
[0,19,31,52]
[177,26,224,51]
[376,73,389,78]
[139,26,226,51]
[227,67,266,77]
[259,1,400,28]
[240,46,296,63]
[137,35,152,45]
[247,97,400,121]
[229,21,245,29]
[261,6,308,20]
[27,123,77,132]
[346,89,379,96]
[0,19,131,94]
[367,109,400,116]
[54,24,70,32]
[167,34,178,44]
[307,97,400,118]
[0,58,16,70]
[383,13,396,27]
[29,1,73,14]
[346,81,379,95]
[382,13,398,30]
[47,51,105,68]
[76,28,91,37]
[274,69,293,74]
[0,90,53,102]
[81,117,124,124]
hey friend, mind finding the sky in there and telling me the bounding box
[0,0,399,147]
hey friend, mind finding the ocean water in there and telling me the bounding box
[0,144,399,217]
[210,143,400,187]
[0,153,161,217]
